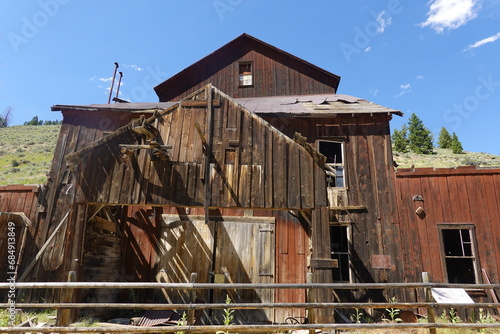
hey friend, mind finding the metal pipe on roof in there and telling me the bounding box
[114,71,123,102]
[107,62,119,104]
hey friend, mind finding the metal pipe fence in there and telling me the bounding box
[2,278,500,333]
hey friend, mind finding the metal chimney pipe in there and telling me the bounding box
[107,62,119,103]
[114,71,123,102]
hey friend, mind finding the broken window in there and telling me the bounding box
[318,140,346,188]
[439,225,478,284]
[330,225,351,282]
[239,62,253,86]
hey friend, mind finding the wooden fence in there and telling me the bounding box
[2,274,500,333]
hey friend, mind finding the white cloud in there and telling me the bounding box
[394,83,411,97]
[122,64,144,71]
[370,88,379,96]
[376,11,392,33]
[416,75,424,80]
[465,31,500,50]
[364,46,372,53]
[420,0,481,33]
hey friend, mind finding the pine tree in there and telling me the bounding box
[450,132,463,154]
[392,125,409,153]
[407,113,434,154]
[437,127,452,149]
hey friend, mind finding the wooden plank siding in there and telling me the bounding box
[395,167,500,292]
[0,185,40,282]
[263,115,405,290]
[68,85,323,211]
[121,206,310,323]
[155,34,339,102]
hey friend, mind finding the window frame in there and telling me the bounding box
[317,139,347,189]
[330,223,352,283]
[238,61,254,87]
[437,223,480,284]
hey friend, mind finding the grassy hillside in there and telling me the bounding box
[393,148,500,169]
[0,125,60,185]
[1,125,500,186]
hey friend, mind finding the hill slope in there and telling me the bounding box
[1,125,500,185]
[0,125,60,185]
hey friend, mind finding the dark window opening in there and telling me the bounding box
[318,140,345,188]
[239,62,253,87]
[441,227,477,284]
[330,225,350,282]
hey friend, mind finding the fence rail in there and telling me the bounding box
[2,275,500,333]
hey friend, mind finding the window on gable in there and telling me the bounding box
[439,224,479,284]
[239,62,253,87]
[330,225,351,282]
[318,140,346,188]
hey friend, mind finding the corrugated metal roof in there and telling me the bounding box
[52,94,402,117]
[234,94,402,116]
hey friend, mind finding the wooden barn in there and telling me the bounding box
[0,33,452,324]
[395,166,500,304]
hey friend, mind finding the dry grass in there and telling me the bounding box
[0,125,60,185]
[393,148,500,169]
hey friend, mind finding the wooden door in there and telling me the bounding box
[212,220,275,324]
[156,215,275,324]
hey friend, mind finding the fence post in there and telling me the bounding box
[187,272,198,325]
[422,272,437,334]
[56,271,76,327]
[307,272,316,334]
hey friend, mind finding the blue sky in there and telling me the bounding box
[1,0,499,154]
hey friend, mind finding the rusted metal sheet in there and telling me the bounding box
[137,309,180,327]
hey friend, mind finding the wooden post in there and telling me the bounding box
[187,272,198,325]
[204,86,214,225]
[422,272,437,334]
[307,272,316,334]
[57,271,77,326]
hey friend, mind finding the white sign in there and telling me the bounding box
[431,288,474,304]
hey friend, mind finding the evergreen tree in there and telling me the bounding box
[407,113,434,154]
[24,116,39,125]
[450,132,463,154]
[392,125,409,153]
[437,127,452,149]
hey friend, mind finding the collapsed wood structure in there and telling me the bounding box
[1,33,500,324]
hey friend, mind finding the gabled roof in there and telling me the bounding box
[153,33,341,100]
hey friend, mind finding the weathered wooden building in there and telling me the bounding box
[395,166,500,303]
[1,33,458,324]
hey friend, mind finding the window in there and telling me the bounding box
[439,224,479,284]
[330,225,351,282]
[318,140,346,188]
[238,62,253,86]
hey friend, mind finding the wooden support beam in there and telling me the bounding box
[204,88,214,224]
[194,123,208,148]
[310,259,339,269]
[91,216,117,234]
[118,144,172,150]
[181,99,221,107]
[329,205,366,211]
[132,118,161,140]
[18,212,70,282]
